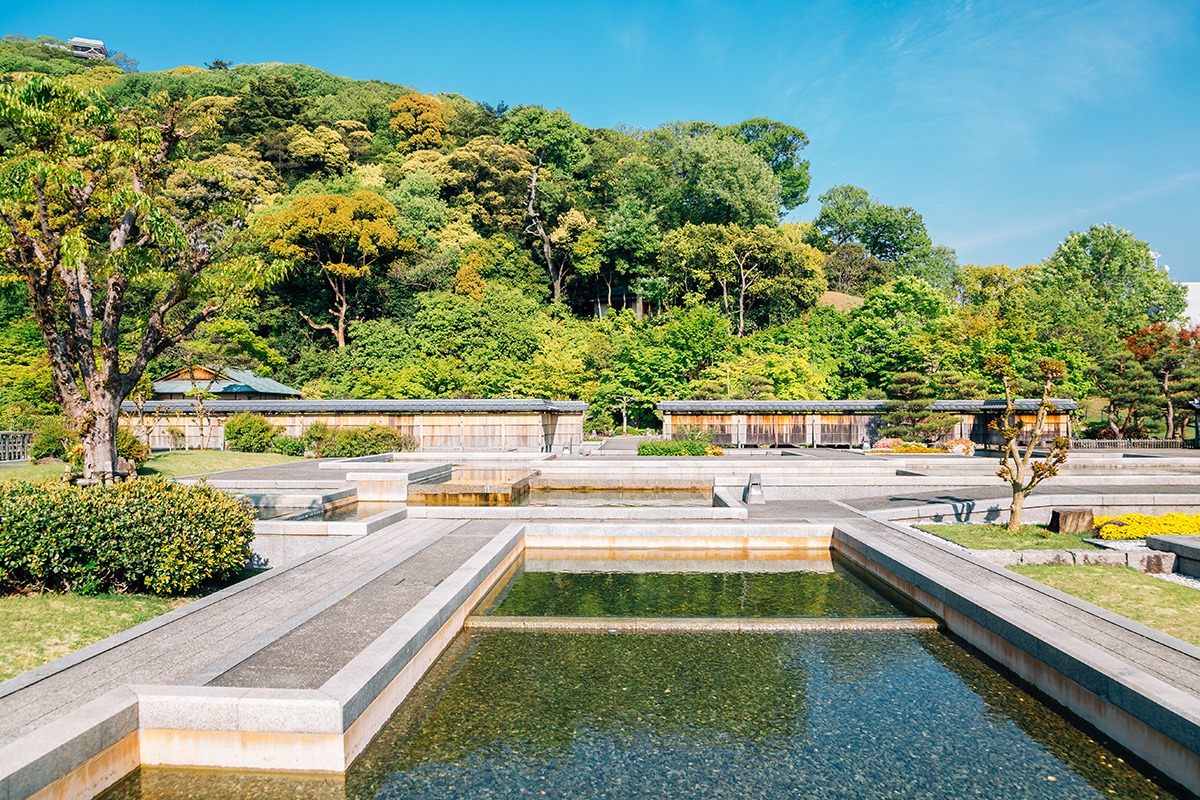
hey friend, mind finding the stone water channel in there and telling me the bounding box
[6,452,1200,799]
[99,552,1184,799]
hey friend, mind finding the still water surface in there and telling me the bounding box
[102,630,1183,800]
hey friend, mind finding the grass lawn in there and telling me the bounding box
[1010,564,1200,647]
[1,450,302,483]
[137,450,301,478]
[915,522,1101,550]
[0,593,188,681]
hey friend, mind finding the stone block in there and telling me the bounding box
[1018,550,1073,566]
[975,550,1021,566]
[1126,551,1177,575]
[1074,550,1128,567]
[1050,508,1094,534]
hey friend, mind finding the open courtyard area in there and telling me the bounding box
[2,3,1198,797]
[2,445,1200,799]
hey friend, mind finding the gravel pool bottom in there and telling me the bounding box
[102,631,1183,800]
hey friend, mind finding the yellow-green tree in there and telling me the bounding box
[389,93,447,152]
[0,77,271,480]
[257,192,405,348]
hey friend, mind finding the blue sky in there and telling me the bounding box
[5,0,1199,277]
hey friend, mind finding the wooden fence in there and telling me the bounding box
[0,431,33,462]
[1069,438,1195,450]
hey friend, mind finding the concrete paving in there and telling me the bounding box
[5,451,1200,799]
[0,518,473,746]
[210,522,509,690]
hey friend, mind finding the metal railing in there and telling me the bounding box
[0,431,33,462]
[1069,438,1195,450]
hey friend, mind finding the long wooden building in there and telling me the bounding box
[121,399,587,453]
[658,399,1078,448]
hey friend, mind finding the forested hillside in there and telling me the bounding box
[0,36,1190,436]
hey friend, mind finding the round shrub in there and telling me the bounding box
[302,423,418,458]
[269,434,306,457]
[223,412,276,453]
[0,477,254,595]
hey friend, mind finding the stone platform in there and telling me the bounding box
[3,452,1200,799]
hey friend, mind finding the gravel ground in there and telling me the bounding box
[1153,570,1200,590]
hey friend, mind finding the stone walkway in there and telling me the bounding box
[0,518,503,746]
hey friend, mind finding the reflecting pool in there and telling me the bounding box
[102,631,1185,799]
[490,563,904,618]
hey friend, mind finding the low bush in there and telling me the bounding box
[637,430,724,456]
[66,426,151,472]
[222,412,277,453]
[269,435,306,457]
[1094,513,1200,541]
[0,477,254,595]
[303,423,419,458]
[870,438,948,454]
[116,427,151,467]
[29,417,75,461]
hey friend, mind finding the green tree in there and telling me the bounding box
[659,223,825,335]
[724,118,811,210]
[878,372,959,443]
[844,277,949,389]
[256,192,405,348]
[501,105,588,174]
[811,184,932,265]
[389,93,447,152]
[1124,323,1200,439]
[1036,223,1186,337]
[0,77,271,479]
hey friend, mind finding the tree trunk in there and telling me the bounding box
[1164,376,1175,438]
[525,166,564,302]
[1008,488,1027,531]
[737,268,748,337]
[80,397,119,481]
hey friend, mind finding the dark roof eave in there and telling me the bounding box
[120,398,589,414]
[658,399,1080,413]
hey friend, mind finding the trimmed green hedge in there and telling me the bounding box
[223,412,277,453]
[637,438,711,456]
[303,423,418,458]
[0,478,255,595]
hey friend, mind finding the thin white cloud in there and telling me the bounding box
[954,170,1200,250]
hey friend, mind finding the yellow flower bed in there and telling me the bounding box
[1093,513,1200,541]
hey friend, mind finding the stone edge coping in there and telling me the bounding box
[0,530,371,703]
[254,506,409,537]
[404,506,748,520]
[970,548,1176,572]
[320,524,525,728]
[521,521,833,537]
[1148,536,1200,558]
[833,520,1200,754]
[864,492,1200,522]
[0,687,138,800]
[240,488,357,508]
[182,522,460,688]
[180,480,353,491]
[325,453,553,470]
[463,615,940,633]
[0,524,523,799]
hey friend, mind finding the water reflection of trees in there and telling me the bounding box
[493,566,899,618]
